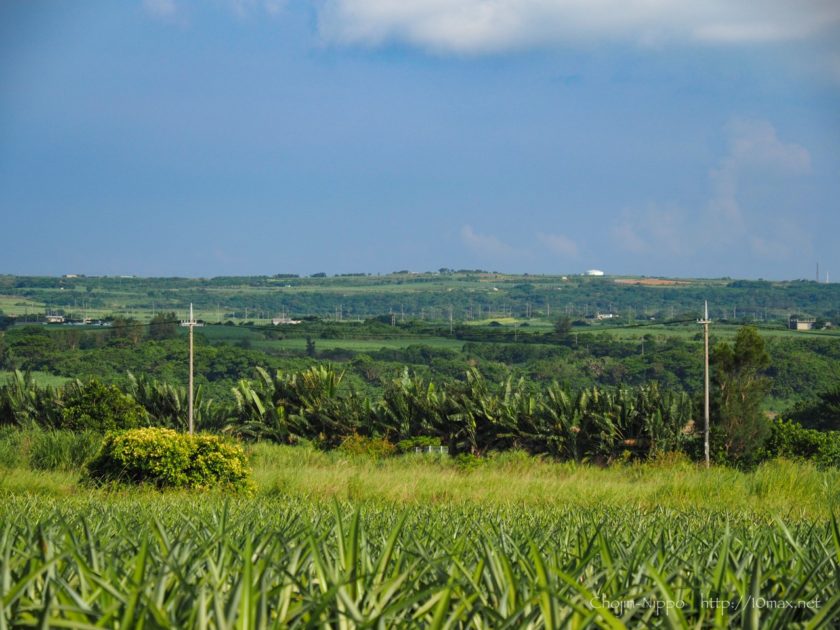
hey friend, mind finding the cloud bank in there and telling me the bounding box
[142,0,285,21]
[316,0,840,53]
[612,119,813,262]
[460,225,518,258]
[143,0,177,19]
[537,232,578,258]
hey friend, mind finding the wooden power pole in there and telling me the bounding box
[699,301,711,467]
[181,304,203,435]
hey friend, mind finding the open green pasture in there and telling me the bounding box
[194,325,464,351]
[464,317,555,330]
[198,324,269,341]
[256,336,466,353]
[0,294,44,316]
[263,281,471,294]
[0,371,70,387]
[579,322,840,342]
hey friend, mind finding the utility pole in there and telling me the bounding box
[181,304,203,435]
[699,300,711,468]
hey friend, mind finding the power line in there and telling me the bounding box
[11,318,182,332]
[16,314,840,339]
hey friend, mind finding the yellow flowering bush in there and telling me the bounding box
[86,428,252,491]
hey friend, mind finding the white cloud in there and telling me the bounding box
[316,0,840,53]
[143,0,178,19]
[537,232,579,258]
[749,220,813,260]
[263,0,286,16]
[612,119,812,261]
[227,0,287,18]
[611,221,647,254]
[460,225,517,258]
[143,0,284,21]
[726,119,811,173]
[707,118,810,238]
[611,205,690,256]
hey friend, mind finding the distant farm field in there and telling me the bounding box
[0,294,44,316]
[580,322,840,342]
[257,336,466,352]
[0,370,70,387]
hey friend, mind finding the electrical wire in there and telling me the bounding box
[13,314,840,339]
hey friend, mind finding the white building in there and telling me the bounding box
[272,316,302,325]
[790,318,816,331]
[585,269,605,277]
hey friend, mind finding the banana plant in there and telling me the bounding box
[227,365,360,446]
[0,370,64,428]
[379,369,448,442]
[127,373,228,432]
[447,369,521,455]
[518,382,579,459]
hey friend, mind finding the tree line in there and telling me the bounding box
[2,326,837,466]
[0,366,695,462]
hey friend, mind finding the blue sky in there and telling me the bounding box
[1,0,838,279]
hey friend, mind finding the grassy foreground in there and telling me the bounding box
[2,442,840,627]
[4,440,839,519]
[248,445,840,520]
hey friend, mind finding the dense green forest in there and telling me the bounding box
[1,316,838,413]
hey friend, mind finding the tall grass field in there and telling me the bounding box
[1,432,839,627]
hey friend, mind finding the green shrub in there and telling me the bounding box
[86,428,252,490]
[645,449,695,470]
[453,453,484,471]
[764,418,840,469]
[338,433,396,459]
[765,418,824,458]
[815,436,840,468]
[61,380,148,432]
[396,436,442,453]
